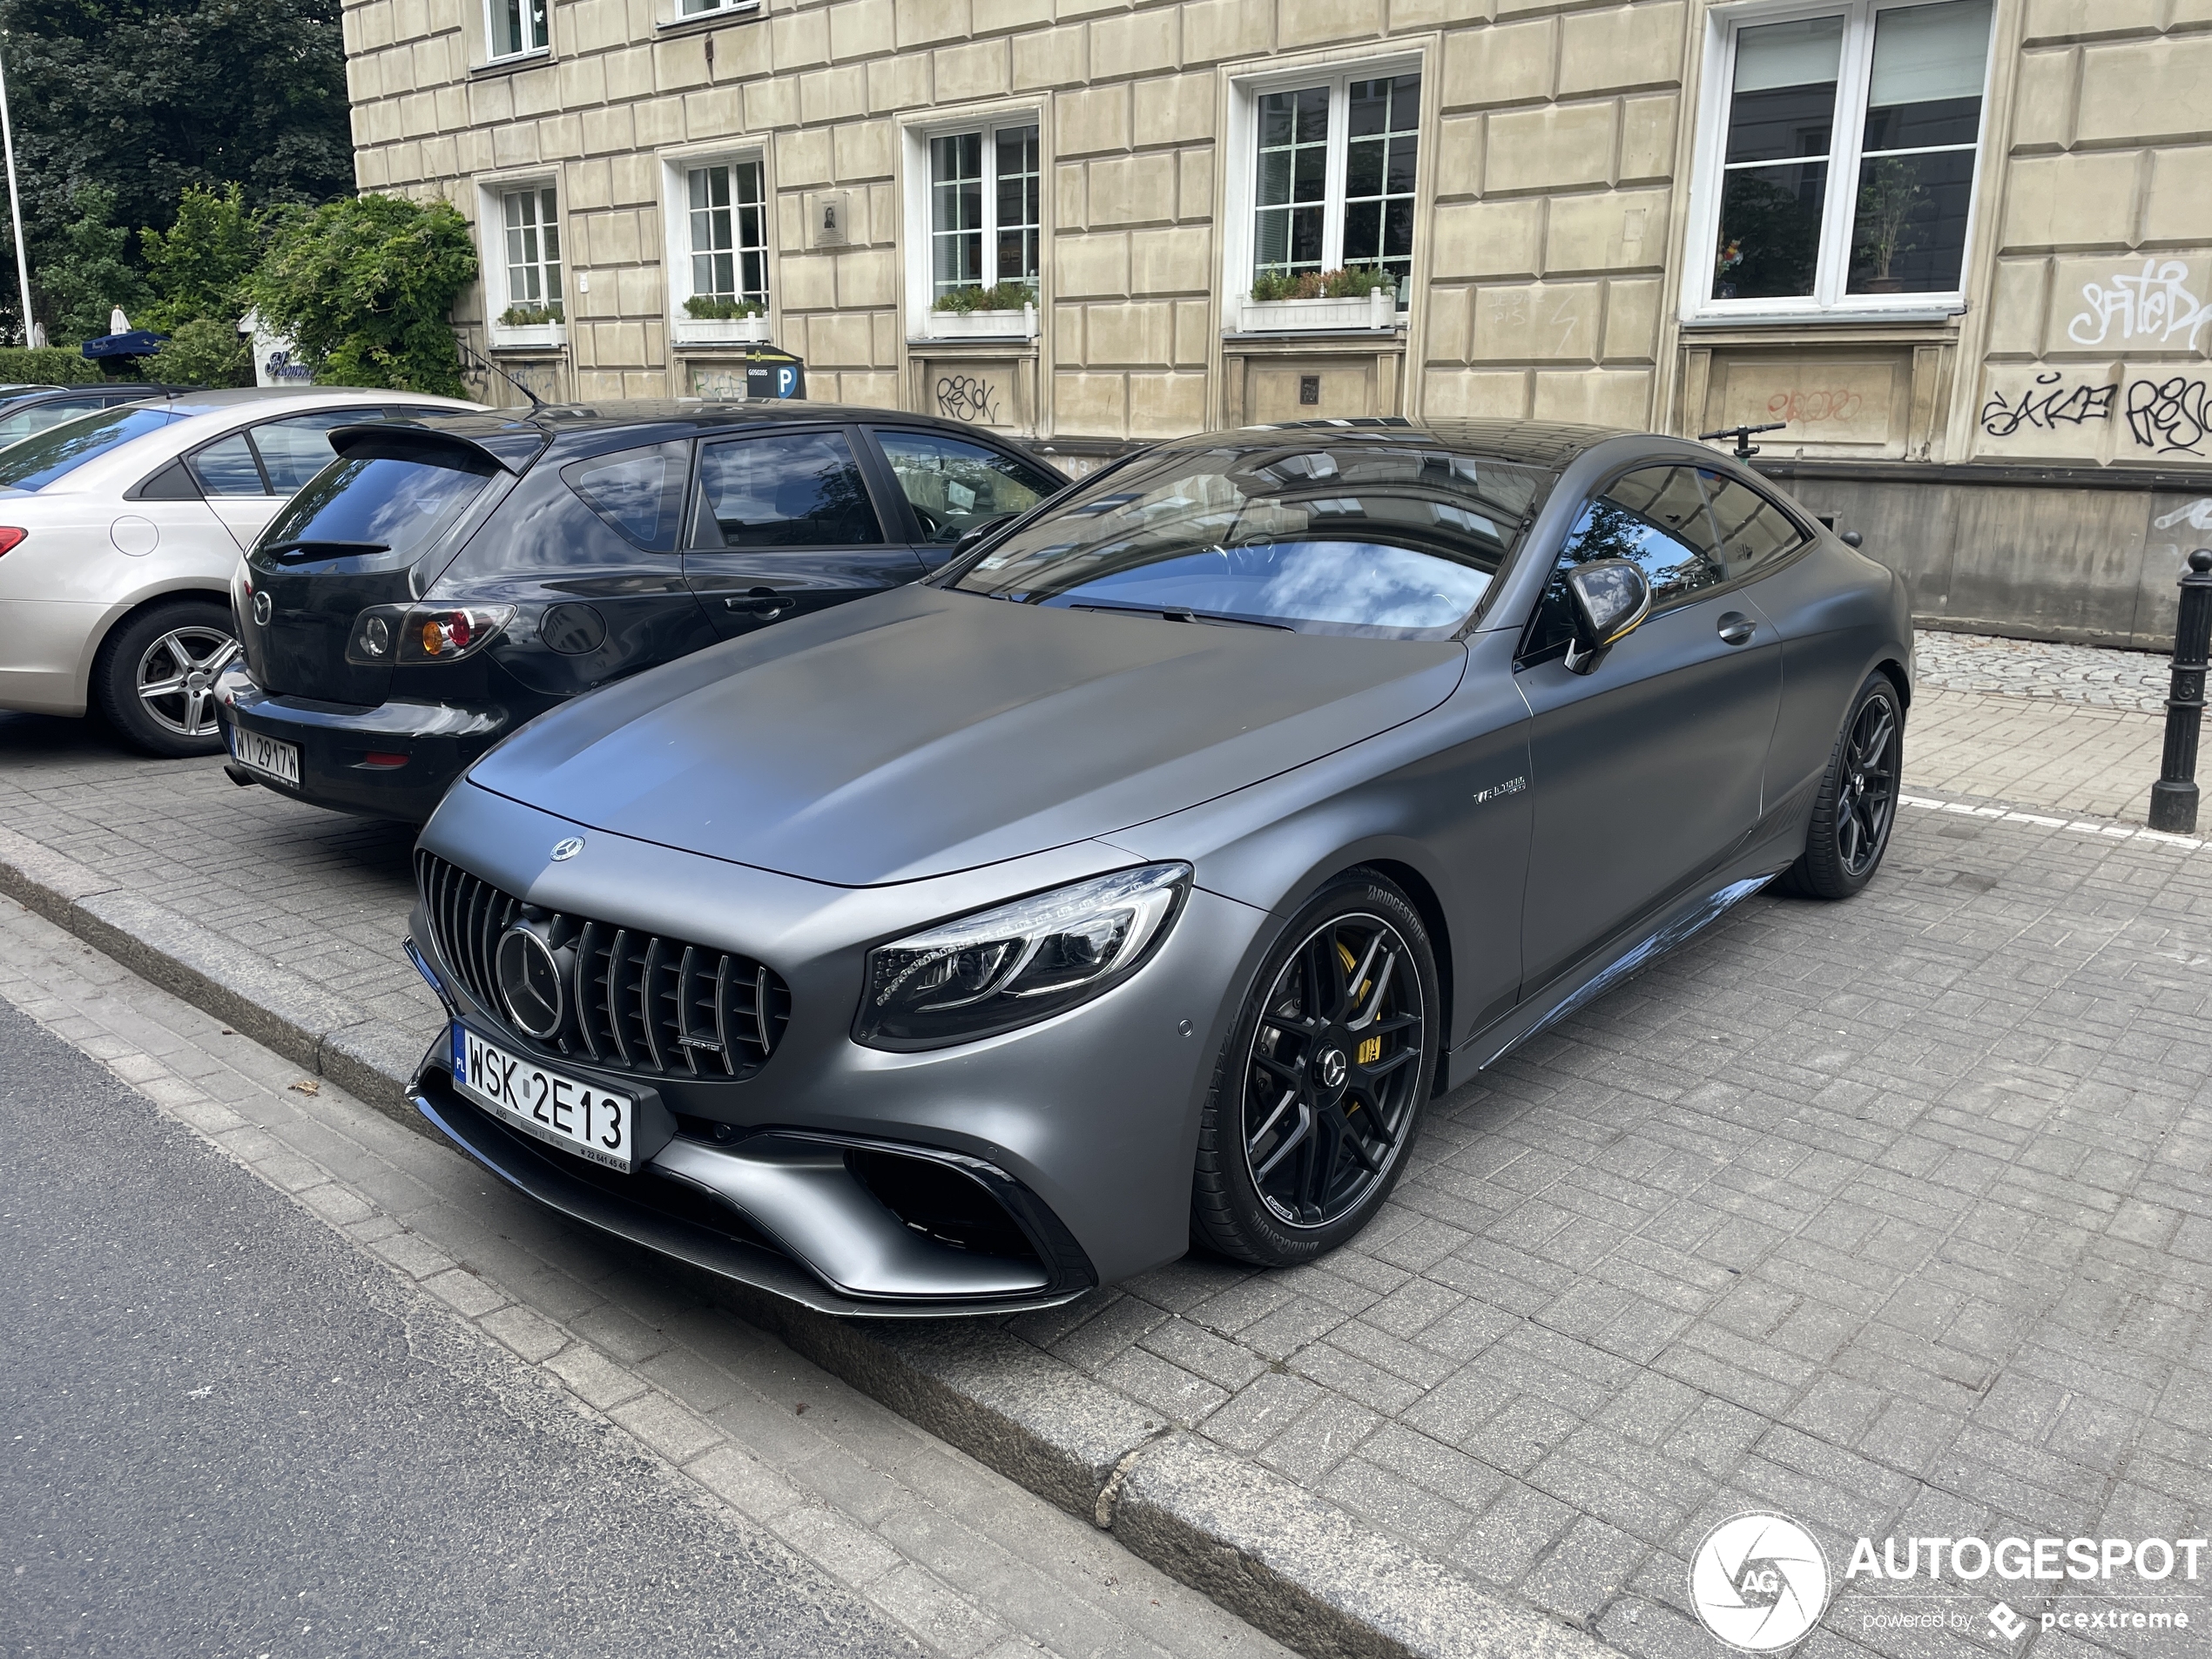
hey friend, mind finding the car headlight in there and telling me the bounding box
[856,863,1190,1049]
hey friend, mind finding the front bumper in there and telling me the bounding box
[407,781,1272,1313]
[214,662,516,822]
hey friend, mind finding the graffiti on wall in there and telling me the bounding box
[934,374,1001,425]
[2067,260,2212,352]
[1979,372,2116,437]
[1764,388,1864,424]
[2125,377,2212,456]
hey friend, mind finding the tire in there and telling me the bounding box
[1777,671,1903,900]
[91,598,240,758]
[1192,869,1440,1266]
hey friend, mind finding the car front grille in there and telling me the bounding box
[415,850,790,1081]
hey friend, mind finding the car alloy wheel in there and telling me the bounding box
[1835,692,1898,878]
[1192,870,1440,1267]
[135,624,238,739]
[1243,911,1426,1229]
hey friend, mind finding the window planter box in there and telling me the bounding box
[1229,289,1399,334]
[917,302,1039,342]
[489,322,566,351]
[673,314,771,347]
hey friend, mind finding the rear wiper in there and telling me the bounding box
[263,538,391,562]
[1068,600,1292,631]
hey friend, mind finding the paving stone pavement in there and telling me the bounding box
[0,891,1292,1659]
[3,624,2210,1656]
[1912,631,2170,716]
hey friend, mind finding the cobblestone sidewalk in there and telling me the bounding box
[2,627,2209,1656]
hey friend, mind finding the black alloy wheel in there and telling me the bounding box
[1781,672,1903,900]
[1192,871,1438,1266]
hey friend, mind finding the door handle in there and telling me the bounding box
[1716,612,1756,646]
[725,588,796,621]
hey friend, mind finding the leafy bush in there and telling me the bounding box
[931,281,1036,314]
[40,184,148,344]
[498,301,565,327]
[0,347,101,386]
[140,184,260,333]
[252,194,477,395]
[1249,266,1399,302]
[682,294,765,320]
[149,316,253,388]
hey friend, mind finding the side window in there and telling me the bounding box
[188,433,269,496]
[690,430,882,549]
[874,430,1058,542]
[0,398,105,447]
[562,442,689,552]
[252,411,364,493]
[1523,466,1728,662]
[1700,472,1808,579]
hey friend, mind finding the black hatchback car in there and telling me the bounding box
[213,402,1067,820]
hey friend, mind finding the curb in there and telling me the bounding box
[0,823,1608,1659]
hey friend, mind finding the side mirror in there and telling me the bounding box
[1561,558,1651,675]
[948,511,1018,560]
[1839,529,1864,550]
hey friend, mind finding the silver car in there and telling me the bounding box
[405,420,1912,1317]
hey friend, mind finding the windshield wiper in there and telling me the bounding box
[1067,600,1293,631]
[263,538,391,562]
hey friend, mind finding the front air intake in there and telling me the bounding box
[415,849,789,1080]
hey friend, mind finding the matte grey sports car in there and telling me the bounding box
[404,419,1911,1317]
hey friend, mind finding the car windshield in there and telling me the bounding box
[0,407,178,491]
[258,444,501,571]
[951,440,1548,637]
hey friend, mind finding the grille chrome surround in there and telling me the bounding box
[415,850,789,1080]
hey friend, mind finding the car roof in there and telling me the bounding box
[1139,417,1640,471]
[138,386,479,418]
[402,399,1043,446]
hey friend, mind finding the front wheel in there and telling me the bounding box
[1778,672,1903,900]
[92,598,239,758]
[1191,870,1440,1266]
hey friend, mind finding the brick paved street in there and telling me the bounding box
[2,629,2207,1656]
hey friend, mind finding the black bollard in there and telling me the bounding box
[2149,549,2212,834]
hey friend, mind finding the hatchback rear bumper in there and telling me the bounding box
[214,662,511,822]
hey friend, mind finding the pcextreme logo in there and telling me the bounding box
[1689,1513,1832,1651]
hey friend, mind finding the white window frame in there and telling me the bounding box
[671,0,757,18]
[477,176,566,347]
[482,0,549,62]
[1219,51,1425,333]
[900,110,1044,341]
[660,146,774,343]
[1683,0,1997,327]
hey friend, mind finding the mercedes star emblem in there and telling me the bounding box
[550,836,585,861]
[495,924,565,1040]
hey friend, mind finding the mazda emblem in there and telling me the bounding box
[251,590,273,625]
[550,836,585,861]
[495,925,565,1040]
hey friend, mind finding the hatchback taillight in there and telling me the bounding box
[0,528,25,556]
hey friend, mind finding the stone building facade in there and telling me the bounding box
[342,0,2212,644]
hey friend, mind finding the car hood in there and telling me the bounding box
[468,585,1467,886]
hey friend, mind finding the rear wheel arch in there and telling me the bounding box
[1876,656,1911,711]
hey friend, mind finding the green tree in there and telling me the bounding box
[252,195,478,395]
[141,183,259,331]
[0,0,351,341]
[149,316,253,387]
[37,185,146,346]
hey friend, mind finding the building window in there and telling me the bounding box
[1251,71,1420,302]
[688,161,768,307]
[928,125,1040,301]
[486,0,547,58]
[501,186,562,316]
[678,0,754,15]
[1703,0,1992,314]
